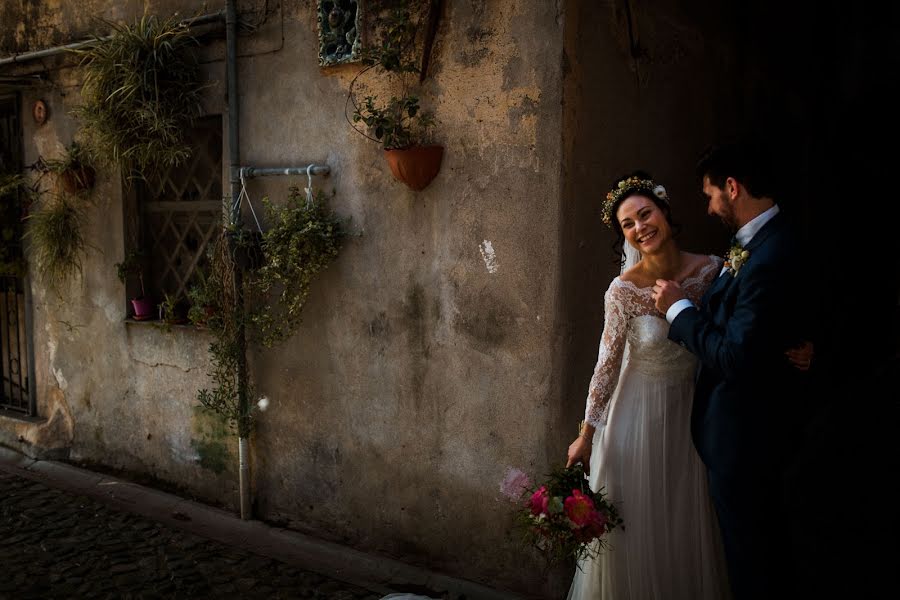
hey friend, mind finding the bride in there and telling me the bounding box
[565,173,811,599]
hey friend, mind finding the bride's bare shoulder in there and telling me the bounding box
[618,262,645,285]
[618,262,655,289]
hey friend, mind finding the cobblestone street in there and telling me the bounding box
[0,470,383,599]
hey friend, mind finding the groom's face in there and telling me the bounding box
[703,176,738,230]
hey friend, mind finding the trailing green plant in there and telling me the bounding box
[197,188,346,435]
[187,268,218,326]
[347,1,435,149]
[0,173,35,277]
[251,187,347,347]
[24,195,87,286]
[196,233,256,437]
[72,13,205,180]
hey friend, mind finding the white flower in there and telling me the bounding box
[653,184,667,200]
[257,396,270,411]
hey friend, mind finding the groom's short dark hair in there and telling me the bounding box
[696,139,777,200]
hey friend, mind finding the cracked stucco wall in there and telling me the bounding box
[1,1,571,596]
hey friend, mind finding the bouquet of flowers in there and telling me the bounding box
[500,464,623,566]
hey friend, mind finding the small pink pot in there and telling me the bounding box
[131,297,155,319]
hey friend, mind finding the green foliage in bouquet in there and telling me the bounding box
[251,187,346,347]
[507,463,623,567]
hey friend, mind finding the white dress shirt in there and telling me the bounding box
[665,205,780,323]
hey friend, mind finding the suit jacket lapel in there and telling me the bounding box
[704,212,785,310]
[702,269,733,310]
[743,211,784,254]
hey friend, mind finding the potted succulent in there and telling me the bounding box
[347,1,442,191]
[187,268,219,327]
[115,248,154,319]
[158,292,189,326]
[44,141,96,195]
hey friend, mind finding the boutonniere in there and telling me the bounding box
[724,243,750,276]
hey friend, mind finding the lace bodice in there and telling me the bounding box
[584,256,723,426]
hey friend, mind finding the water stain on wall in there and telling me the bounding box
[190,405,232,475]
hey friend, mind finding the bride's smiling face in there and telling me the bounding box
[616,195,671,254]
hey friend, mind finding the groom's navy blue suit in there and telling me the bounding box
[669,212,807,599]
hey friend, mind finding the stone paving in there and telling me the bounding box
[0,470,385,599]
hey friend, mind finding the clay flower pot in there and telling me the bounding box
[61,165,96,194]
[131,296,155,320]
[383,145,444,191]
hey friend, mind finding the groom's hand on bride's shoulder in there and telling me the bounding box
[652,279,685,314]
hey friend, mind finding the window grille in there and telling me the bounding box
[137,115,223,303]
[0,93,34,415]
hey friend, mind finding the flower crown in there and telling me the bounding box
[601,176,669,227]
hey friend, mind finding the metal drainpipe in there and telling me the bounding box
[0,11,225,68]
[225,0,252,521]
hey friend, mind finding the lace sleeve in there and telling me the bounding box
[584,281,630,427]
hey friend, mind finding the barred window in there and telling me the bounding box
[125,115,223,315]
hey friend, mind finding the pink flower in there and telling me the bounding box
[500,468,533,500]
[529,486,549,515]
[564,489,596,527]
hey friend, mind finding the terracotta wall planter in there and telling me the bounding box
[384,145,444,191]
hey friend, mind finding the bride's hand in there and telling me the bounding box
[566,436,592,475]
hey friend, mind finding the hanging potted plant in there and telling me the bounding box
[224,225,264,272]
[24,194,88,288]
[115,248,154,319]
[251,186,347,347]
[346,1,442,191]
[44,141,96,195]
[72,13,205,181]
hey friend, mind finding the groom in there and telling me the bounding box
[653,141,809,599]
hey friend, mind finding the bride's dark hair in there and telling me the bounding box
[607,170,680,263]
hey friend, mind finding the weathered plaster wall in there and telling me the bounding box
[0,14,238,504]
[241,1,570,595]
[2,0,570,596]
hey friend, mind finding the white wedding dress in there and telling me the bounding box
[568,256,731,600]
